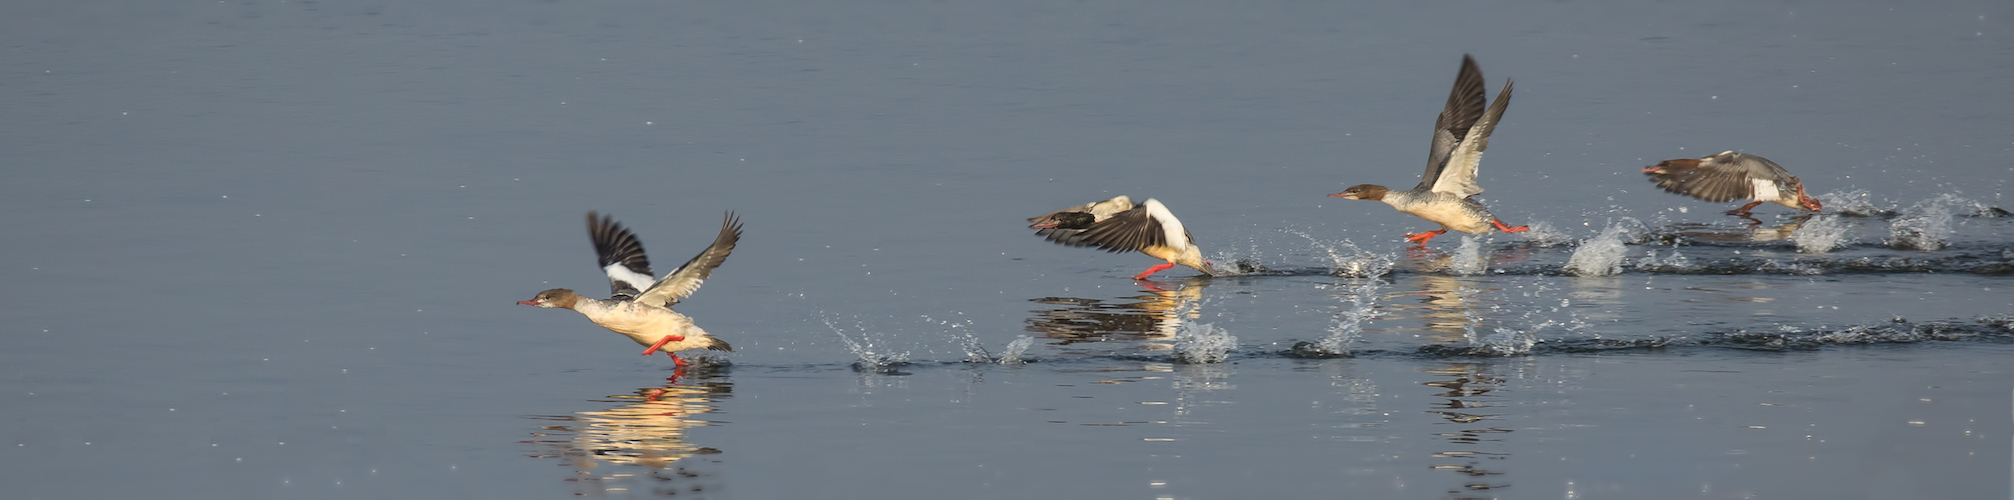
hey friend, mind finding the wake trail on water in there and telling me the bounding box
[797,196,2008,370]
[804,314,2014,370]
[1225,194,2013,277]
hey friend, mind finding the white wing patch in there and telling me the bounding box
[1429,79,1510,198]
[603,263,656,294]
[1430,125,1489,197]
[1749,178,1781,202]
[1142,199,1189,251]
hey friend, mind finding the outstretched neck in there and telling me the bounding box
[1378,188,1426,207]
[1174,246,1215,276]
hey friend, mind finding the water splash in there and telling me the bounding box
[1291,281,1383,358]
[1479,326,1539,355]
[957,335,992,363]
[1487,296,1571,356]
[1955,198,2010,217]
[1206,236,1288,276]
[1288,230,1393,278]
[933,316,994,363]
[1458,287,1484,347]
[1515,220,1574,247]
[821,316,910,370]
[1442,287,1538,356]
[1215,258,1271,275]
[1205,248,1267,276]
[1791,215,1851,253]
[1981,314,2014,330]
[1564,218,1642,276]
[681,354,733,370]
[1886,195,1961,250]
[1817,189,1892,216]
[1636,248,1697,273]
[1448,236,1487,275]
[995,336,1035,364]
[1171,322,1237,363]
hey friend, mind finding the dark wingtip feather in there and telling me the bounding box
[722,211,744,238]
[587,211,653,275]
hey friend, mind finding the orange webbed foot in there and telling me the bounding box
[1403,229,1449,245]
[1492,220,1529,233]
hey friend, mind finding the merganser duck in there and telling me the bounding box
[1029,196,1218,280]
[518,211,742,368]
[1642,151,1822,216]
[1329,54,1528,245]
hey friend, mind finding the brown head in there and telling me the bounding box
[1793,182,1822,211]
[1191,258,1219,277]
[1172,246,1218,277]
[1329,184,1389,201]
[517,288,581,309]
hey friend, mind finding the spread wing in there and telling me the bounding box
[634,212,743,307]
[1419,54,1488,191]
[587,212,655,301]
[1047,204,1168,255]
[1032,214,1096,240]
[1644,153,1791,202]
[1030,195,1134,241]
[1029,204,1096,229]
[1429,78,1513,198]
[1714,153,1795,181]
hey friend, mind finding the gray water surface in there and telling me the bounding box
[4,1,2011,499]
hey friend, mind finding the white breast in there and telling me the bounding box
[1389,193,1492,234]
[578,302,690,337]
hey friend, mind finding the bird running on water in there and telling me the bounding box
[1029,195,1217,280]
[1330,54,1527,246]
[1641,151,1821,216]
[518,211,742,369]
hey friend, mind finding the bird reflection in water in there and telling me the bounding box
[523,378,731,497]
[1025,277,1210,344]
[1389,274,1487,346]
[1398,238,1536,274]
[1420,362,1512,497]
